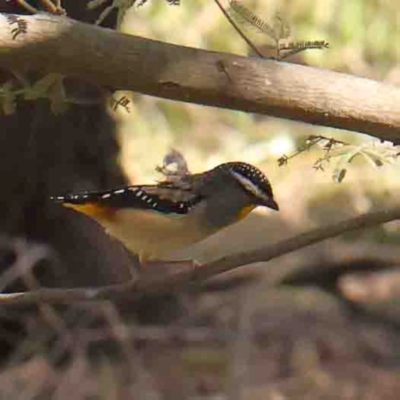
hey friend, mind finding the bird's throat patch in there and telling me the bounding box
[236,204,256,221]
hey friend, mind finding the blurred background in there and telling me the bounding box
[2,0,400,398]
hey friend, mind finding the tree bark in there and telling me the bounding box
[1,13,399,141]
[0,8,129,289]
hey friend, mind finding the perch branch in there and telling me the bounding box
[0,207,399,305]
[0,13,400,141]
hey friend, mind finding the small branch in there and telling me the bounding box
[0,13,400,141]
[1,207,400,306]
[188,207,400,282]
[15,1,38,14]
[213,0,265,58]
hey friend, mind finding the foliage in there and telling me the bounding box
[279,136,400,183]
[0,74,67,114]
[227,0,328,59]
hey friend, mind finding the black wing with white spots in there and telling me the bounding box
[51,184,203,215]
[51,161,277,214]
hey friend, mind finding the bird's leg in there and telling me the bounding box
[129,253,145,273]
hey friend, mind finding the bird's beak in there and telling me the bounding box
[260,197,279,211]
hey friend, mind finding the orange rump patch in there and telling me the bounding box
[63,202,116,221]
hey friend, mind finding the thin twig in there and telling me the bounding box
[15,0,38,13]
[39,0,65,14]
[213,0,265,58]
[0,207,399,305]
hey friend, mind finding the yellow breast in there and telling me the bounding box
[63,202,257,262]
[64,203,209,262]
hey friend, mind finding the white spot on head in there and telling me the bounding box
[102,193,111,199]
[114,189,125,194]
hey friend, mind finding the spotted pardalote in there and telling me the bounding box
[52,162,279,262]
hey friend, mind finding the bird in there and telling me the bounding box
[51,161,279,263]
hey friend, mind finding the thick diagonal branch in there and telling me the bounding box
[0,207,399,305]
[0,13,400,141]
